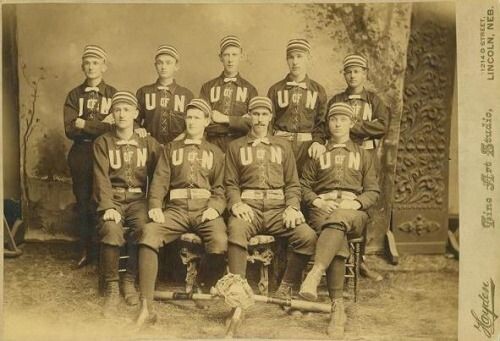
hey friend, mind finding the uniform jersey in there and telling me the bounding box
[200,72,258,136]
[224,134,301,210]
[136,80,194,144]
[328,89,388,149]
[64,80,117,142]
[93,132,161,212]
[267,74,327,143]
[300,139,380,209]
[148,138,226,214]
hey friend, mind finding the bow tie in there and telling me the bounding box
[184,139,202,145]
[116,139,139,147]
[348,94,362,100]
[84,86,100,93]
[251,137,270,147]
[157,86,170,91]
[224,77,237,83]
[286,81,307,89]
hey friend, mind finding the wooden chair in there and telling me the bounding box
[247,235,275,295]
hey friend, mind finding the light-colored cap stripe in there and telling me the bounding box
[286,38,311,54]
[111,91,138,108]
[327,102,354,119]
[248,96,273,113]
[155,44,180,60]
[186,98,212,117]
[220,35,241,52]
[82,45,107,60]
[343,54,368,69]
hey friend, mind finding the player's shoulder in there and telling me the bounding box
[94,131,113,146]
[268,78,287,92]
[269,136,292,150]
[201,75,221,88]
[103,82,117,94]
[136,82,157,93]
[227,135,247,152]
[237,75,257,89]
[203,139,224,156]
[174,83,194,97]
[308,77,325,90]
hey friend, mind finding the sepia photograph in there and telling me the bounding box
[1,1,468,340]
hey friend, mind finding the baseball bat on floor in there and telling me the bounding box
[153,290,331,313]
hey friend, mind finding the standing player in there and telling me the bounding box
[267,38,327,175]
[329,54,389,281]
[135,45,194,145]
[93,91,161,315]
[63,45,116,269]
[328,54,388,153]
[299,102,380,338]
[200,35,258,152]
[135,98,227,326]
[225,96,317,302]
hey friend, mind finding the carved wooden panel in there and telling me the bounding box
[392,5,456,254]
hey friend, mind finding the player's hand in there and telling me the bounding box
[312,198,338,214]
[211,110,229,124]
[308,142,326,160]
[74,118,86,129]
[232,202,254,223]
[338,199,362,210]
[103,209,121,224]
[282,206,304,229]
[174,132,186,141]
[201,207,220,222]
[135,128,149,138]
[148,208,165,223]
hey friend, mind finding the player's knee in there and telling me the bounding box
[99,221,125,246]
[208,232,228,253]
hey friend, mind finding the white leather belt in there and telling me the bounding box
[319,190,357,201]
[361,138,380,150]
[112,187,143,193]
[241,189,284,200]
[274,130,313,142]
[170,188,211,200]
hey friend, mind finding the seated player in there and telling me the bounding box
[136,98,227,326]
[299,102,380,338]
[93,91,161,316]
[225,96,317,301]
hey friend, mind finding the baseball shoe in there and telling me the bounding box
[103,281,121,318]
[135,298,157,328]
[327,298,346,339]
[299,266,323,301]
[122,275,140,306]
[274,281,293,301]
[360,262,383,281]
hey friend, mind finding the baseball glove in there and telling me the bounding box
[211,273,255,310]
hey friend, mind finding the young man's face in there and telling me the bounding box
[343,66,367,89]
[185,108,210,137]
[219,46,242,75]
[111,103,139,130]
[81,57,107,80]
[155,54,179,80]
[250,107,272,135]
[286,51,310,79]
[328,114,354,140]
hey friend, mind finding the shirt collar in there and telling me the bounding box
[325,139,356,152]
[345,88,369,101]
[81,80,106,95]
[155,79,177,92]
[285,73,311,89]
[113,131,140,147]
[219,72,243,86]
[246,132,272,146]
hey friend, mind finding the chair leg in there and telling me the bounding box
[354,242,361,303]
[258,263,269,295]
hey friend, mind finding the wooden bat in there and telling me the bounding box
[154,290,331,313]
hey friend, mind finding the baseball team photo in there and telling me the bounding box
[2,2,459,340]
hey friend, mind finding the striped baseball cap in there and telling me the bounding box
[248,96,273,113]
[186,98,212,118]
[82,45,107,61]
[220,35,241,53]
[111,91,138,108]
[327,102,354,119]
[343,54,368,69]
[155,44,180,61]
[286,38,311,55]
